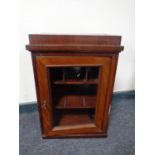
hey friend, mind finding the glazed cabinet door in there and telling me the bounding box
[34,56,112,137]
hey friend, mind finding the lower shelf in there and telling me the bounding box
[53,109,95,128]
[54,95,96,109]
[52,85,97,109]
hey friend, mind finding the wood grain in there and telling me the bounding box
[27,34,124,138]
[28,34,121,45]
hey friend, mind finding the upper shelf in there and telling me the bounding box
[26,34,124,53]
[53,79,98,85]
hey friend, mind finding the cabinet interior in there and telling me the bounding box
[48,66,100,128]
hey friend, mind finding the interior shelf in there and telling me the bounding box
[49,66,99,127]
[53,109,95,127]
[52,85,97,109]
[54,95,96,109]
[49,66,99,83]
[53,79,98,85]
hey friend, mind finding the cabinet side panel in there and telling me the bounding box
[31,54,44,135]
[102,55,119,132]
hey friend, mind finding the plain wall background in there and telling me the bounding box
[19,0,134,103]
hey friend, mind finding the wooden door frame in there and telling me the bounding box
[32,55,117,138]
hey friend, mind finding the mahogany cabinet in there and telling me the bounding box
[26,34,124,138]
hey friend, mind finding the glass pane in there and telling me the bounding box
[48,66,100,128]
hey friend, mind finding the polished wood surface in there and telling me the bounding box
[26,44,123,53]
[28,34,121,45]
[26,34,124,138]
[26,34,124,53]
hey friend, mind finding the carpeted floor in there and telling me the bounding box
[19,94,135,155]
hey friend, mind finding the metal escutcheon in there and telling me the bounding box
[42,100,46,110]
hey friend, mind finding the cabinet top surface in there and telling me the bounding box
[26,34,124,53]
